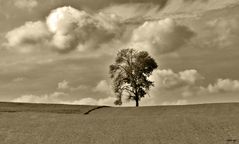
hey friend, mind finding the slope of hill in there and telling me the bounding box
[0,102,239,144]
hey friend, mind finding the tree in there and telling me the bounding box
[109,48,158,107]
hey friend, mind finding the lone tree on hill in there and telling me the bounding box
[109,48,158,107]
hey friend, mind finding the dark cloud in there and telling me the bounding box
[183,0,208,3]
[130,18,195,55]
[14,0,38,10]
[77,0,169,10]
[193,16,239,50]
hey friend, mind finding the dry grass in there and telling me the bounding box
[1,102,239,144]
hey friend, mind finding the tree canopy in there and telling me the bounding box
[109,48,158,107]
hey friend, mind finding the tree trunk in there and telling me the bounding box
[135,91,139,107]
[135,94,139,107]
[136,99,139,107]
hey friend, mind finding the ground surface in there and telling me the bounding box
[0,102,239,144]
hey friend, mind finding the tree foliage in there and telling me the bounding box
[109,48,158,107]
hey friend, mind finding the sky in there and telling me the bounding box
[0,0,239,106]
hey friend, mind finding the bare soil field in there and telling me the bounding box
[0,102,239,144]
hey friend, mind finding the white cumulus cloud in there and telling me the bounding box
[161,100,188,105]
[93,80,112,94]
[12,92,68,104]
[5,21,51,53]
[70,96,116,106]
[203,79,239,93]
[4,6,123,54]
[46,6,122,53]
[58,80,70,90]
[151,69,202,90]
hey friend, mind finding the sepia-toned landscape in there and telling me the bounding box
[1,0,239,143]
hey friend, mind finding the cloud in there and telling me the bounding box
[130,18,195,54]
[161,100,188,105]
[4,6,123,54]
[173,78,239,100]
[14,0,38,10]
[5,21,51,53]
[179,69,203,84]
[46,6,122,53]
[11,78,114,105]
[12,77,25,82]
[70,96,116,106]
[93,80,112,93]
[11,77,239,106]
[70,85,89,91]
[58,80,69,90]
[71,98,98,105]
[57,80,89,91]
[12,92,68,104]
[13,77,239,106]
[101,3,162,21]
[151,69,239,98]
[202,79,239,93]
[11,91,116,106]
[151,69,202,90]
[210,18,239,48]
[183,0,208,2]
[144,69,204,103]
[191,16,239,50]
[101,0,237,22]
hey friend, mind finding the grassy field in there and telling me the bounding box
[1,102,239,144]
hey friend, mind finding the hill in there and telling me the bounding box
[0,102,239,144]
